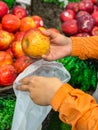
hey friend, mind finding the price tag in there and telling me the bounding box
[16,0,31,5]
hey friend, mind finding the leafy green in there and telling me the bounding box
[0,95,16,130]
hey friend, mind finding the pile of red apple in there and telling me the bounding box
[0,1,59,87]
[60,0,98,36]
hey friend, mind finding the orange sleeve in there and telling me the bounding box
[71,36,98,60]
[51,84,98,130]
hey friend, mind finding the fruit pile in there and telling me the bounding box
[0,1,58,87]
[60,0,98,36]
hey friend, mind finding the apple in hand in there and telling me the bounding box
[0,51,13,67]
[0,1,9,18]
[22,28,50,58]
[32,15,44,27]
[11,40,25,58]
[12,5,27,19]
[13,55,36,74]
[0,30,12,50]
[0,64,17,86]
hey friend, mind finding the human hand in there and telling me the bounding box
[41,29,72,61]
[17,76,63,106]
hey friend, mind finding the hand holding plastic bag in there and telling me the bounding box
[11,59,71,130]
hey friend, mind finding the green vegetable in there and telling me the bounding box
[3,0,15,8]
[0,95,16,130]
[47,111,71,130]
[41,0,65,8]
[57,56,97,91]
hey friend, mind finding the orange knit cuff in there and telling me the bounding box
[50,83,74,111]
[71,37,82,57]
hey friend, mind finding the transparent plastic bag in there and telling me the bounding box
[11,59,71,130]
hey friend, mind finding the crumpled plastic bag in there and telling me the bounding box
[16,0,31,5]
[11,59,71,130]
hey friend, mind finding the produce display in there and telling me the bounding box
[60,0,98,36]
[0,1,52,88]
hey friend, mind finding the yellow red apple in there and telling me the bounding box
[22,28,50,58]
[20,16,36,32]
[6,47,14,58]
[38,26,46,31]
[32,15,44,27]
[0,30,12,50]
[0,64,17,86]
[11,40,25,58]
[0,51,13,67]
[13,55,37,74]
[15,31,25,41]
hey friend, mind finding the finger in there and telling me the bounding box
[42,55,52,61]
[19,76,32,85]
[16,85,30,91]
[41,29,57,38]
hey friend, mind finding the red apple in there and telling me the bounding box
[92,9,98,26]
[13,55,36,74]
[61,19,78,35]
[0,1,9,18]
[75,33,90,37]
[79,1,94,14]
[91,26,98,36]
[6,47,14,58]
[0,64,17,86]
[32,15,44,27]
[60,9,75,22]
[12,5,27,19]
[77,14,95,33]
[92,0,98,4]
[0,23,2,30]
[0,51,13,67]
[0,30,12,50]
[2,14,20,33]
[65,2,79,13]
[15,31,25,41]
[11,40,25,58]
[76,11,89,19]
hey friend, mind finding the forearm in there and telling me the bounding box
[71,36,98,60]
[51,84,98,130]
